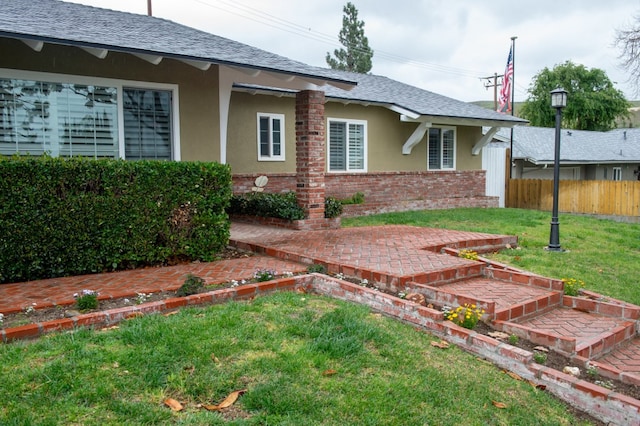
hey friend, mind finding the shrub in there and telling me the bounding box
[324,196,343,219]
[228,192,343,220]
[177,274,205,297]
[0,157,232,283]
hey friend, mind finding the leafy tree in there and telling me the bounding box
[326,2,373,73]
[519,61,629,131]
[615,14,640,94]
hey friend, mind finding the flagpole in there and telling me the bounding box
[509,36,517,179]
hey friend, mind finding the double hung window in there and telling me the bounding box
[257,113,284,161]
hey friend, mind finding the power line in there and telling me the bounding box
[186,0,492,78]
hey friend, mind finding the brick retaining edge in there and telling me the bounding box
[1,273,638,425]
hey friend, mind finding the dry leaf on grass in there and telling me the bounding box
[504,370,523,381]
[322,369,338,376]
[492,401,507,409]
[430,340,449,349]
[163,311,179,317]
[163,398,184,412]
[210,353,220,363]
[202,389,247,411]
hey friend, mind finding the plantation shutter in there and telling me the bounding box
[428,128,441,169]
[442,129,454,169]
[57,84,118,158]
[123,88,172,160]
[329,121,346,171]
[348,123,364,170]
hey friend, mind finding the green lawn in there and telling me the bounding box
[343,208,640,305]
[0,292,593,425]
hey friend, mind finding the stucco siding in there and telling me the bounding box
[227,92,296,174]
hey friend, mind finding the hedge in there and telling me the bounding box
[0,157,232,283]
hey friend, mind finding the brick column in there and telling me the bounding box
[295,90,325,221]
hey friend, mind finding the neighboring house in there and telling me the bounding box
[490,127,640,181]
[1,0,525,227]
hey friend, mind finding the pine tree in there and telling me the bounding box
[326,2,373,73]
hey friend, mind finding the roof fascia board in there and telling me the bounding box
[402,114,521,128]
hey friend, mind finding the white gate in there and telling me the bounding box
[482,145,507,208]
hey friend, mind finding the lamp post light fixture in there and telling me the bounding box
[547,87,568,252]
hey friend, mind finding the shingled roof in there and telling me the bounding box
[321,71,526,125]
[0,0,355,87]
[494,126,640,164]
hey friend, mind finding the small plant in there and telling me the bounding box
[398,291,407,299]
[533,351,548,364]
[254,269,276,282]
[229,279,246,288]
[586,362,598,378]
[443,303,485,329]
[595,379,615,390]
[458,249,479,261]
[74,290,99,311]
[0,312,4,327]
[177,274,205,297]
[307,264,327,274]
[562,277,585,296]
[135,292,152,305]
[339,192,365,205]
[508,334,519,345]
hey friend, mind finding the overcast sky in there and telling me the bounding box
[68,0,640,103]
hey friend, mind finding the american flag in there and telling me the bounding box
[497,46,513,113]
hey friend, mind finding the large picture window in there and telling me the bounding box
[428,127,455,170]
[328,118,366,172]
[257,113,284,161]
[0,78,118,158]
[0,71,178,160]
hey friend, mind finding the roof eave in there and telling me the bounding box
[5,32,357,90]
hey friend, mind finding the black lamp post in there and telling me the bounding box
[547,87,568,252]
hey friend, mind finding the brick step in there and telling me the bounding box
[493,306,637,359]
[593,337,640,380]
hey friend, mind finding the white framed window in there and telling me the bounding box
[613,167,622,181]
[328,118,367,172]
[0,68,180,160]
[256,113,284,161]
[428,127,456,170]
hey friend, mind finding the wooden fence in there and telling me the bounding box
[506,179,640,217]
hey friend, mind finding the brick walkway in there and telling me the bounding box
[1,221,639,383]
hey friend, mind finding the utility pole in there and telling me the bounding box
[147,0,152,16]
[482,73,503,111]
